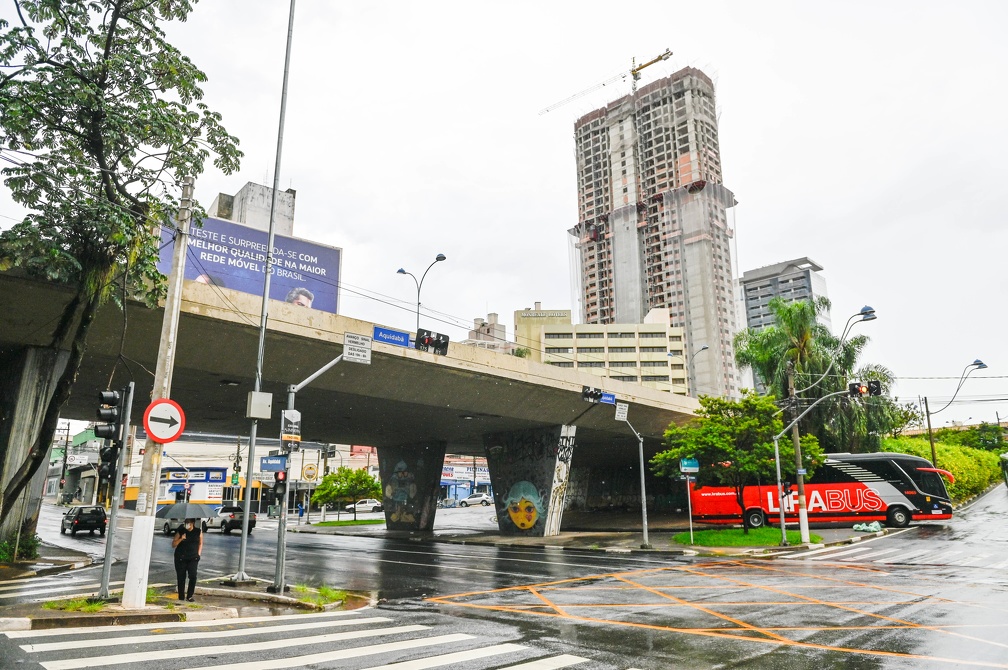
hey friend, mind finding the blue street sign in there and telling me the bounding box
[600,392,616,405]
[373,325,410,348]
[260,455,288,472]
[680,458,700,473]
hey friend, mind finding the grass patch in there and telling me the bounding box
[292,584,347,606]
[673,527,822,547]
[312,519,384,527]
[42,597,106,613]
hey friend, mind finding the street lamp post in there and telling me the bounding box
[925,359,987,467]
[398,254,447,332]
[669,344,708,397]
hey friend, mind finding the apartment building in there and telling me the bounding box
[568,66,740,398]
[740,257,831,332]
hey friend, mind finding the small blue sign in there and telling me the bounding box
[600,393,616,405]
[260,455,288,472]
[373,325,410,348]
[680,458,700,473]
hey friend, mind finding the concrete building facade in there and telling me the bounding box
[207,181,297,236]
[568,67,741,398]
[459,312,516,355]
[514,303,574,364]
[740,257,831,332]
[533,307,689,395]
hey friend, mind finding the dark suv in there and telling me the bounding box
[61,506,107,536]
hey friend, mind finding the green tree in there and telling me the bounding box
[650,392,823,533]
[734,297,894,452]
[311,467,382,519]
[0,1,241,523]
[511,347,531,358]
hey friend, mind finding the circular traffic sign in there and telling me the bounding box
[143,398,186,443]
[302,463,319,481]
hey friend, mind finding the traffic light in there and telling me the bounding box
[98,443,120,481]
[59,478,66,489]
[273,470,288,498]
[867,380,882,396]
[415,328,450,355]
[582,386,604,403]
[95,390,123,446]
[848,382,869,398]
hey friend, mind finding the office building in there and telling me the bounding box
[740,257,831,332]
[568,66,741,398]
[459,313,516,355]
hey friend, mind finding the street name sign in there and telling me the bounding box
[260,455,288,472]
[344,332,372,364]
[372,325,410,348]
[143,398,185,444]
[600,392,616,405]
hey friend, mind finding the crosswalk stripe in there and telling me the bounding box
[358,643,528,669]
[0,579,66,593]
[950,553,990,566]
[873,549,932,564]
[500,654,591,669]
[185,633,475,670]
[21,616,392,653]
[840,548,901,561]
[4,608,362,639]
[0,581,124,600]
[988,558,1008,570]
[808,546,874,561]
[40,624,429,670]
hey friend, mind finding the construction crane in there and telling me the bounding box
[538,48,672,115]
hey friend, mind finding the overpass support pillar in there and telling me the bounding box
[483,425,576,537]
[377,441,446,532]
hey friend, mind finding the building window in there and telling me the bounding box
[579,361,605,368]
[609,332,636,339]
[545,347,572,354]
[609,346,637,353]
[577,347,605,353]
[611,375,638,382]
[576,332,604,339]
[639,332,665,339]
[642,375,670,382]
[639,346,667,353]
[641,361,668,368]
[549,361,574,368]
[609,361,637,368]
[545,333,572,340]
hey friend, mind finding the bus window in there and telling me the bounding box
[907,468,949,498]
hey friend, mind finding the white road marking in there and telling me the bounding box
[501,655,591,669]
[873,549,932,564]
[808,546,875,560]
[184,633,474,670]
[840,548,902,561]
[40,624,429,669]
[0,581,124,600]
[950,553,990,566]
[358,643,528,669]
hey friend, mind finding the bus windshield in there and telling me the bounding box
[905,467,949,499]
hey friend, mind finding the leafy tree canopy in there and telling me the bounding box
[0,0,241,524]
[651,392,823,532]
[311,467,382,517]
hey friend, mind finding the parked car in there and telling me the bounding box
[459,492,493,507]
[157,505,216,536]
[207,505,256,534]
[345,498,383,513]
[61,506,107,536]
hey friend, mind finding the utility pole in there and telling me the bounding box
[121,175,194,610]
[787,361,811,544]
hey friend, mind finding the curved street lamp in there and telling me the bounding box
[397,253,446,332]
[925,359,987,467]
[668,344,708,397]
[796,305,876,394]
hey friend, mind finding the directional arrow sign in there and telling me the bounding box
[143,398,186,444]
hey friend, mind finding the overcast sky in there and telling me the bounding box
[3,1,1006,427]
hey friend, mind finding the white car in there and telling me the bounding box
[459,493,493,507]
[345,498,383,513]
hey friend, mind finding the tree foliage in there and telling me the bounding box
[933,423,1006,452]
[734,297,895,452]
[651,392,823,533]
[0,0,241,524]
[310,467,382,518]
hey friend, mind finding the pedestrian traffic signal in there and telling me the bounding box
[95,390,124,446]
[582,386,604,403]
[848,382,869,398]
[415,328,450,355]
[867,380,882,396]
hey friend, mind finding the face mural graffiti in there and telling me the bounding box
[385,460,418,524]
[503,481,544,530]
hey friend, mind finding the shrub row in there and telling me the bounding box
[881,437,1002,503]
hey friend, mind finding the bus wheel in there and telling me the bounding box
[886,507,910,528]
[745,509,765,529]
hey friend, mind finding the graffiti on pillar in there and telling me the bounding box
[385,460,418,524]
[484,425,576,537]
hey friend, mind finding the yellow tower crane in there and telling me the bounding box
[538,48,673,115]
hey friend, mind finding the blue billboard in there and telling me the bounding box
[158,217,342,314]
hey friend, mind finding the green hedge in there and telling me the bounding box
[881,437,1002,503]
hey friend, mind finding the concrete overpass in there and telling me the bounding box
[1,271,699,536]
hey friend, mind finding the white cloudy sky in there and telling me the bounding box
[3,1,1006,426]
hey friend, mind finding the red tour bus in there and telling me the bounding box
[690,452,955,529]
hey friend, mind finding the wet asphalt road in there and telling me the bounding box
[12,488,1008,668]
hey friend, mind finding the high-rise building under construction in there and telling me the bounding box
[568,66,741,398]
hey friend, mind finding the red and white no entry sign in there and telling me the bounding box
[143,398,186,443]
